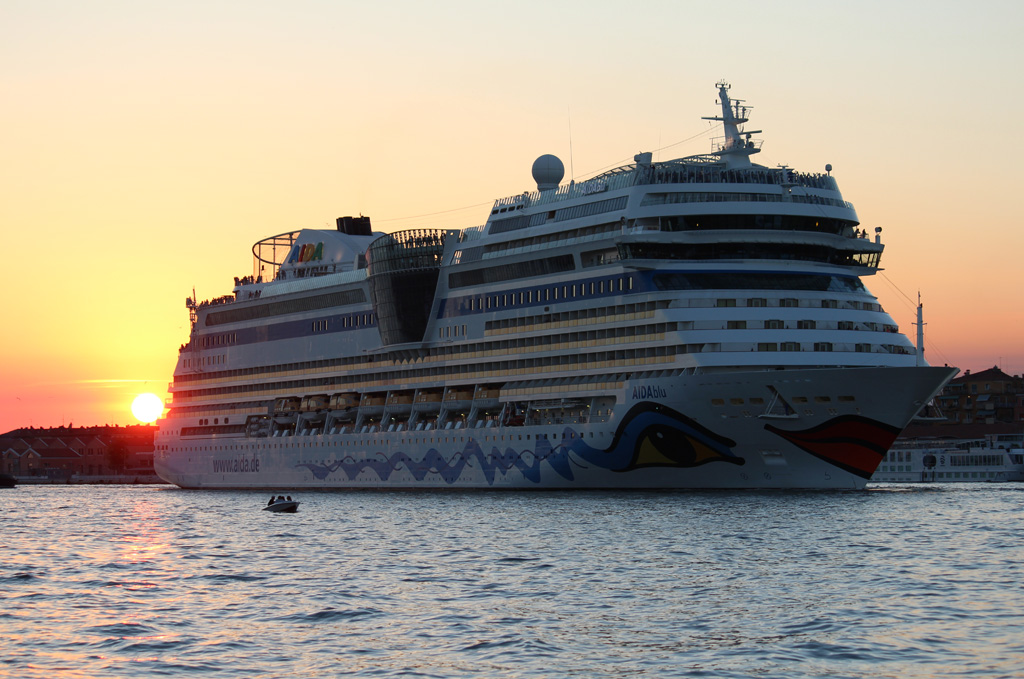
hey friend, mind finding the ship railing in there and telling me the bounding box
[492,172,637,212]
[480,230,609,260]
[459,226,485,242]
[523,416,589,426]
[258,268,368,299]
[491,162,844,213]
[710,136,764,154]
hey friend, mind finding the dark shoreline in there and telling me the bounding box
[12,475,168,486]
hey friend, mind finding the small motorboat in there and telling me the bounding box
[263,498,299,513]
[0,473,16,489]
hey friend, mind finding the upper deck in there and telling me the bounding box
[490,158,846,217]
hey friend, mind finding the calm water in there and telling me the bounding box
[2,484,1023,678]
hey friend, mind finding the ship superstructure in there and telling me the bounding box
[154,83,956,490]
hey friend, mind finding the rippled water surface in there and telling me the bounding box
[2,484,1024,678]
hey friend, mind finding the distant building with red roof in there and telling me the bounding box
[0,425,157,481]
[934,366,1023,425]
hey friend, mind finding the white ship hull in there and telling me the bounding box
[155,366,954,490]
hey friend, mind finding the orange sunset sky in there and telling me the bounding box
[2,0,1022,433]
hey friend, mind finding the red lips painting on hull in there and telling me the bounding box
[764,415,902,479]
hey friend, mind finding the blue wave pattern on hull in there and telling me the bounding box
[296,431,577,484]
[295,403,744,485]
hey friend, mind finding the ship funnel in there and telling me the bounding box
[337,216,372,236]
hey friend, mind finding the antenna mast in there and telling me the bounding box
[701,81,762,169]
[567,106,575,181]
[914,292,925,367]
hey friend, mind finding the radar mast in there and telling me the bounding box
[702,81,762,169]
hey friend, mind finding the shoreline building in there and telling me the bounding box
[0,425,158,482]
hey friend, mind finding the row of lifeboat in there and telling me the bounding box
[262,385,504,437]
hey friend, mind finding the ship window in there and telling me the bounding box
[821,299,838,309]
[758,343,778,352]
[814,342,833,352]
[711,398,725,406]
[748,298,767,307]
[780,298,799,307]
[765,320,784,329]
[727,321,747,329]
[815,396,832,403]
[781,342,800,351]
[716,299,736,307]
[797,320,816,329]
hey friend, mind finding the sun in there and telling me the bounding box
[131,393,164,423]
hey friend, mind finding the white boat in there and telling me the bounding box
[154,82,956,490]
[263,499,300,513]
[874,432,1024,483]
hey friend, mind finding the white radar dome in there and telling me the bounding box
[532,154,564,192]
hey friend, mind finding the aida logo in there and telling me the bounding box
[288,242,324,264]
[632,385,667,400]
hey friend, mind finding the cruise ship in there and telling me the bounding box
[154,82,956,490]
